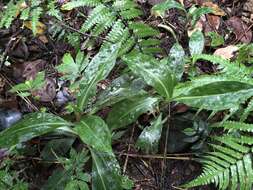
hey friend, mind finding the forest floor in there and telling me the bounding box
[0,0,252,189]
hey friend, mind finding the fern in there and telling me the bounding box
[62,0,102,10]
[241,98,253,122]
[0,0,20,28]
[47,0,62,20]
[192,54,252,80]
[185,121,253,190]
[74,0,162,54]
[30,7,43,35]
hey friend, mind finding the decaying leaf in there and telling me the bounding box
[214,45,239,60]
[32,78,56,102]
[226,16,252,43]
[202,2,225,16]
[206,14,220,30]
[22,59,46,80]
[24,21,46,35]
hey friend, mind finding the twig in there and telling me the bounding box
[54,19,113,43]
[0,73,39,111]
[161,103,171,189]
[123,124,136,174]
[117,152,192,161]
[233,22,253,44]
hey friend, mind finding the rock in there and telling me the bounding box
[0,109,22,130]
[55,88,71,106]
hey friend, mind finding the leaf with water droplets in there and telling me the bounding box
[74,115,112,153]
[106,95,159,130]
[90,150,124,190]
[136,114,164,154]
[0,113,73,148]
[124,53,176,99]
[174,76,253,111]
[168,43,185,81]
[189,30,205,56]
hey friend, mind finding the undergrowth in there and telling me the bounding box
[1,0,253,189]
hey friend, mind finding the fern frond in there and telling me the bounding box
[129,22,160,38]
[113,0,142,19]
[105,20,126,42]
[62,0,101,10]
[30,7,43,35]
[213,121,253,132]
[118,37,135,56]
[0,0,19,28]
[81,4,112,32]
[192,54,251,79]
[91,13,116,36]
[185,136,253,190]
[241,98,253,122]
[47,0,62,20]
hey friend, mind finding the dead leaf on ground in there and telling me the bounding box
[226,16,252,43]
[188,18,203,36]
[203,2,226,16]
[22,59,46,80]
[147,0,165,5]
[32,78,56,102]
[206,14,220,30]
[179,0,184,6]
[38,35,48,44]
[24,21,46,35]
[197,14,220,34]
[214,45,239,60]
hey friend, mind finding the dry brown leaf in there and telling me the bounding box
[38,35,48,43]
[206,14,220,30]
[179,0,184,6]
[203,2,226,16]
[24,21,46,35]
[226,16,252,43]
[214,45,239,60]
[188,17,203,36]
[32,78,56,102]
[22,59,46,80]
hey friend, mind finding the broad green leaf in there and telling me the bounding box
[189,30,204,56]
[57,53,79,82]
[76,50,89,72]
[106,95,159,130]
[74,115,112,153]
[77,66,104,111]
[136,114,164,154]
[90,150,123,190]
[92,75,147,113]
[10,72,45,94]
[10,82,31,93]
[174,76,253,110]
[151,0,186,17]
[84,43,121,82]
[0,113,73,148]
[124,53,176,99]
[31,71,45,89]
[189,6,213,26]
[168,43,185,80]
[207,32,224,47]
